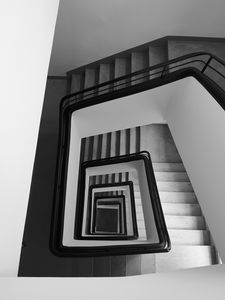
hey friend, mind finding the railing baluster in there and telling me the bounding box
[160,65,166,78]
[201,56,213,74]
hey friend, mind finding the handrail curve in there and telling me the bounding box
[62,51,225,111]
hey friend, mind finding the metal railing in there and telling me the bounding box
[62,52,225,111]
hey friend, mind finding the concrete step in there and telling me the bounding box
[133,185,141,193]
[157,181,194,192]
[136,214,144,221]
[100,133,108,159]
[168,229,210,245]
[149,44,168,79]
[99,63,111,83]
[155,172,189,182]
[84,68,98,99]
[84,68,98,88]
[134,191,141,198]
[159,191,197,204]
[129,127,139,154]
[162,203,201,216]
[98,63,111,94]
[120,129,126,156]
[70,73,84,93]
[114,57,130,89]
[155,246,216,272]
[138,228,147,237]
[153,163,185,172]
[149,45,168,66]
[135,206,144,214]
[165,215,206,230]
[110,131,116,157]
[131,51,149,84]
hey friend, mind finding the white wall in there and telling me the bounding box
[0,264,225,299]
[166,77,225,261]
[0,0,59,276]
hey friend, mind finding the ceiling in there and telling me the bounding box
[48,0,225,76]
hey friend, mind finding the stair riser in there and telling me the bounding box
[157,181,194,192]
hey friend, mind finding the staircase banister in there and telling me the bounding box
[61,52,225,112]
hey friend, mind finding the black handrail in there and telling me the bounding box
[51,51,225,258]
[62,51,225,111]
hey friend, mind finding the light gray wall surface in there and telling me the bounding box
[1,264,225,299]
[166,77,225,261]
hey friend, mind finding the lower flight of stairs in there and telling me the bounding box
[80,124,219,276]
[135,162,218,274]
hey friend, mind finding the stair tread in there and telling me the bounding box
[156,181,194,192]
[162,203,201,216]
[168,229,210,245]
[153,163,186,172]
[165,215,205,230]
[155,171,189,182]
[159,191,197,204]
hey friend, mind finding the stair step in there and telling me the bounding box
[134,191,141,198]
[99,63,111,83]
[136,214,144,221]
[70,73,84,93]
[149,45,168,79]
[165,215,205,230]
[131,51,149,84]
[114,57,130,89]
[120,129,126,156]
[149,44,168,66]
[155,172,189,182]
[135,206,144,214]
[162,203,201,216]
[99,63,111,94]
[159,192,197,204]
[84,68,98,89]
[153,163,185,172]
[157,181,194,192]
[133,184,141,192]
[168,229,210,245]
[155,246,216,272]
[83,68,98,99]
[138,228,147,237]
[110,131,116,157]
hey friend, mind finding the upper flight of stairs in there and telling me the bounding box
[67,36,225,97]
[67,39,168,94]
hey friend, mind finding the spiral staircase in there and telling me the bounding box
[18,36,225,277]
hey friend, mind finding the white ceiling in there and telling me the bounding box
[48,0,225,76]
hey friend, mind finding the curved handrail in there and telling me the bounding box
[51,51,225,258]
[62,51,225,110]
